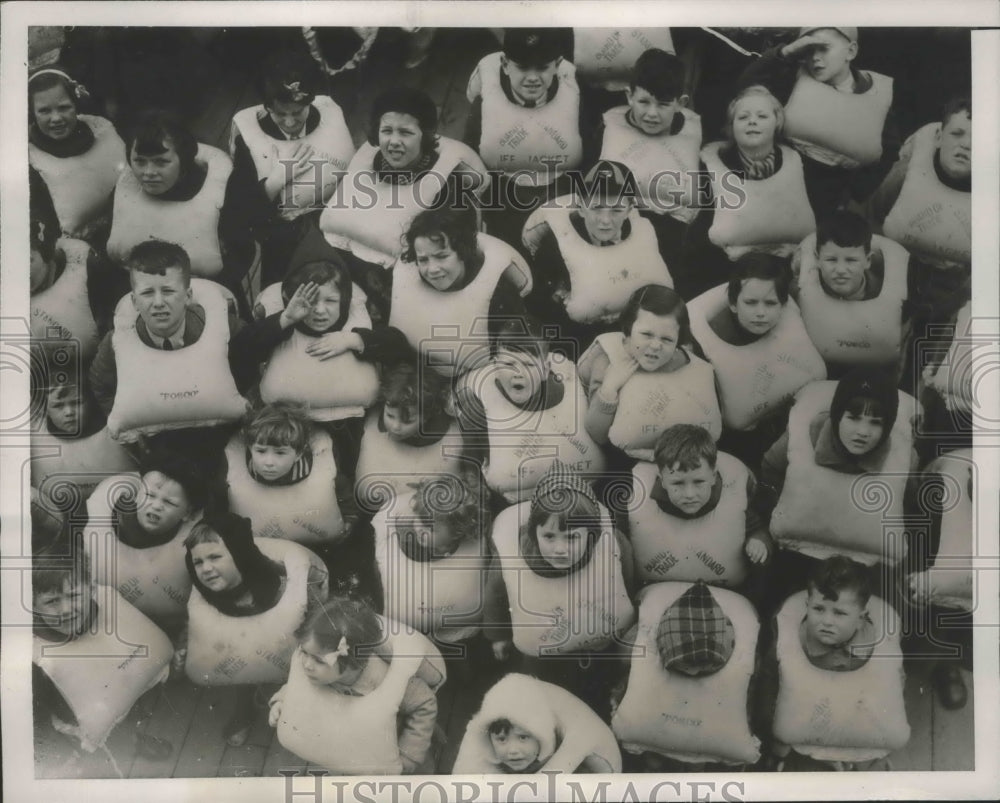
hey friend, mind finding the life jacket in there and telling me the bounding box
[612,581,761,764]
[592,334,722,456]
[226,429,345,546]
[701,142,816,259]
[29,115,126,238]
[106,278,248,442]
[783,70,893,168]
[491,500,634,656]
[773,591,910,761]
[524,197,673,323]
[107,143,231,278]
[30,237,100,363]
[796,233,909,365]
[389,233,528,377]
[921,449,974,611]
[256,281,379,421]
[472,52,583,186]
[32,586,172,752]
[926,300,980,417]
[275,622,445,774]
[230,95,356,221]
[688,284,826,431]
[882,124,971,271]
[185,537,324,686]
[30,419,137,501]
[600,105,701,222]
[84,473,194,625]
[770,380,915,565]
[574,28,675,92]
[627,456,750,586]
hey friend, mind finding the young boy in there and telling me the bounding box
[44,383,93,438]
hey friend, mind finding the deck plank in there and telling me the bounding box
[218,744,269,777]
[889,662,934,771]
[130,679,202,778]
[261,737,310,779]
[931,668,975,771]
[172,685,235,778]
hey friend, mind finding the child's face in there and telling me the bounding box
[303,279,342,332]
[805,586,867,647]
[32,85,78,141]
[535,513,589,570]
[578,195,631,244]
[190,538,243,592]
[625,309,681,372]
[378,112,423,170]
[130,140,183,196]
[414,234,466,291]
[801,29,857,85]
[383,404,420,442]
[502,57,560,104]
[730,278,783,337]
[131,266,192,340]
[136,470,193,537]
[493,347,546,406]
[413,518,457,555]
[626,87,681,136]
[47,389,84,434]
[817,242,870,299]
[659,458,715,515]
[267,98,310,137]
[490,725,541,771]
[34,576,94,636]
[937,110,971,181]
[299,635,363,687]
[250,441,302,481]
[837,405,885,456]
[731,95,779,151]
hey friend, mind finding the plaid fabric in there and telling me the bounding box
[530,461,600,521]
[656,581,735,676]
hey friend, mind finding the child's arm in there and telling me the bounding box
[751,616,780,750]
[267,683,288,728]
[229,133,280,226]
[613,528,639,600]
[736,36,818,106]
[849,93,904,205]
[757,431,791,520]
[866,138,914,229]
[463,96,484,152]
[88,333,118,418]
[397,677,438,773]
[744,472,775,564]
[482,552,514,660]
[453,385,490,472]
[583,347,638,445]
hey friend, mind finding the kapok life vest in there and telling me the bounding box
[185,537,323,686]
[472,52,583,186]
[106,278,248,442]
[107,142,231,278]
[256,281,379,420]
[373,492,489,643]
[319,138,485,268]
[627,456,750,586]
[688,284,826,431]
[462,356,606,502]
[226,429,345,546]
[29,115,126,238]
[600,105,701,222]
[701,142,816,258]
[389,233,529,377]
[30,418,137,501]
[84,473,194,625]
[574,28,675,91]
[796,233,909,365]
[773,591,910,761]
[491,501,634,656]
[230,95,356,221]
[927,300,981,417]
[921,449,974,611]
[30,237,100,362]
[593,334,722,455]
[770,380,915,566]
[275,625,444,775]
[354,412,466,514]
[32,585,172,752]
[883,123,971,271]
[612,581,761,764]
[783,70,892,169]
[524,197,673,323]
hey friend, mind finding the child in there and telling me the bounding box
[268,597,445,775]
[579,285,721,463]
[453,673,622,774]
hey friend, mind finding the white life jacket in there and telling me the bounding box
[796,233,909,365]
[226,429,344,546]
[319,138,484,268]
[921,449,974,611]
[927,300,981,417]
[30,237,100,362]
[627,457,750,586]
[29,115,126,237]
[773,591,910,761]
[373,492,489,642]
[600,105,701,222]
[256,281,379,421]
[185,537,322,686]
[462,357,606,502]
[612,582,761,764]
[106,278,247,442]
[770,380,915,566]
[107,142,231,278]
[231,95,356,221]
[594,334,722,456]
[574,28,675,91]
[473,52,583,186]
[32,586,172,752]
[389,233,529,377]
[84,473,194,625]
[688,284,826,431]
[491,501,634,656]
[701,142,816,259]
[525,197,673,323]
[883,123,971,271]
[30,419,137,500]
[783,70,893,169]
[275,626,441,774]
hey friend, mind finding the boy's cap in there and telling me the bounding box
[503,29,564,66]
[579,160,636,200]
[656,582,735,677]
[531,460,600,514]
[799,26,858,44]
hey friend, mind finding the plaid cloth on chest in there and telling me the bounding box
[656,581,735,677]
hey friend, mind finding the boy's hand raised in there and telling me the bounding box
[781,34,825,59]
[280,282,320,328]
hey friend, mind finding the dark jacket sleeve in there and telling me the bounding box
[751,615,780,745]
[218,167,259,284]
[351,325,415,365]
[227,311,289,393]
[737,45,800,106]
[525,228,571,322]
[614,529,638,601]
[88,332,118,417]
[230,132,279,229]
[453,385,490,470]
[848,87,903,203]
[463,96,484,153]
[482,552,512,643]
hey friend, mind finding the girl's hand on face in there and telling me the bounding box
[601,354,641,396]
[305,330,363,360]
[281,282,320,327]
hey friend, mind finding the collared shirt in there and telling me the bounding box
[799,615,876,671]
[157,317,187,350]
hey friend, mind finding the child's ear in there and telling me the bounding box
[500,54,510,74]
[677,94,690,109]
[846,40,859,62]
[443,393,457,419]
[184,286,194,306]
[625,87,634,104]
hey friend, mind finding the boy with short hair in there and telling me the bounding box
[242,402,314,486]
[809,210,882,301]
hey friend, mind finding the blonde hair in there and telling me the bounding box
[724,85,785,144]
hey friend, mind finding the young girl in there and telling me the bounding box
[579,284,722,463]
[268,597,446,775]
